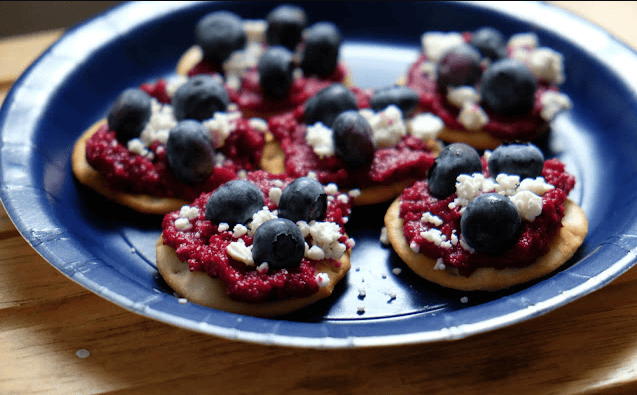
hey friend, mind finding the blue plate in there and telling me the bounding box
[2,1,637,348]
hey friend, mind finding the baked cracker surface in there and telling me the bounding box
[384,197,588,291]
[155,236,351,317]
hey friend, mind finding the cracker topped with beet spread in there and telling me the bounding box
[175,6,353,119]
[401,28,573,150]
[156,170,354,316]
[384,142,588,291]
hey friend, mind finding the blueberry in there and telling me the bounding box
[480,59,537,116]
[205,180,265,227]
[437,44,483,89]
[461,193,522,256]
[370,86,419,115]
[332,110,375,168]
[252,218,305,270]
[266,4,307,51]
[172,75,229,121]
[258,46,295,99]
[300,22,341,77]
[304,84,358,128]
[278,177,327,223]
[488,143,544,180]
[107,88,152,144]
[195,11,246,65]
[166,120,215,183]
[471,27,507,60]
[427,143,482,199]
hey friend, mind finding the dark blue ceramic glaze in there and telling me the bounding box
[1,1,637,348]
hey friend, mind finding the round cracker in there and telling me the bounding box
[384,197,588,291]
[71,120,189,215]
[155,236,351,317]
[259,136,441,206]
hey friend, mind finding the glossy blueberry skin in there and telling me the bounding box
[172,75,229,121]
[427,142,482,199]
[205,180,265,227]
[304,84,358,128]
[480,59,537,116]
[278,177,328,223]
[166,120,215,184]
[461,193,522,256]
[258,46,295,99]
[252,218,305,270]
[370,86,419,115]
[488,143,545,180]
[195,11,246,65]
[300,22,341,77]
[437,44,483,89]
[266,4,307,51]
[332,110,375,169]
[471,27,507,60]
[107,88,152,144]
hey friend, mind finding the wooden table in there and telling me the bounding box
[2,2,637,394]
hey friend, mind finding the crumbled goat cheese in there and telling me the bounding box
[273,179,284,187]
[269,187,282,205]
[460,296,469,304]
[410,241,420,253]
[518,177,554,195]
[421,228,451,249]
[222,21,266,89]
[237,170,248,179]
[540,91,572,121]
[309,221,346,259]
[307,171,318,180]
[127,138,152,159]
[337,194,349,204]
[324,183,339,195]
[392,268,402,275]
[316,273,331,287]
[248,206,278,235]
[175,217,192,231]
[165,75,188,97]
[233,224,248,238]
[297,221,311,238]
[453,173,495,207]
[421,212,444,227]
[380,227,389,246]
[510,190,544,221]
[421,31,465,63]
[139,99,175,146]
[256,262,269,273]
[218,223,230,232]
[306,122,335,158]
[529,47,565,85]
[203,111,241,148]
[248,118,268,133]
[420,61,437,78]
[433,258,446,271]
[508,33,539,50]
[358,287,366,298]
[357,306,366,314]
[214,152,227,167]
[227,239,254,266]
[458,102,489,131]
[178,298,188,304]
[408,113,444,141]
[305,245,326,260]
[348,189,361,198]
[179,205,199,220]
[387,291,397,301]
[495,174,521,196]
[447,86,480,108]
[361,105,407,148]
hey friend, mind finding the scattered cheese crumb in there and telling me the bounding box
[75,349,91,359]
[324,183,339,195]
[232,224,248,238]
[178,298,188,304]
[541,91,572,121]
[408,112,444,141]
[433,258,446,271]
[248,206,277,235]
[510,190,544,221]
[179,205,199,220]
[529,47,565,85]
[315,273,330,287]
[380,227,389,246]
[203,111,241,148]
[175,217,192,231]
[362,105,407,148]
[227,239,254,266]
[256,262,269,273]
[421,31,464,63]
[269,187,283,205]
[460,296,469,304]
[421,212,444,226]
[358,287,366,299]
[306,122,335,158]
[348,189,361,198]
[357,306,366,315]
[458,102,489,131]
[218,223,230,232]
[392,268,402,275]
[446,86,480,108]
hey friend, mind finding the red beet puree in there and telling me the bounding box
[399,158,575,276]
[267,105,437,191]
[161,170,353,303]
[85,118,265,202]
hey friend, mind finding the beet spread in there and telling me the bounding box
[161,170,352,303]
[267,105,437,190]
[188,58,350,115]
[84,119,265,202]
[399,158,575,276]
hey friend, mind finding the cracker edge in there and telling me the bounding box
[155,235,351,317]
[71,119,189,215]
[384,197,589,291]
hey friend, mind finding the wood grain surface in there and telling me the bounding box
[2,2,637,394]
